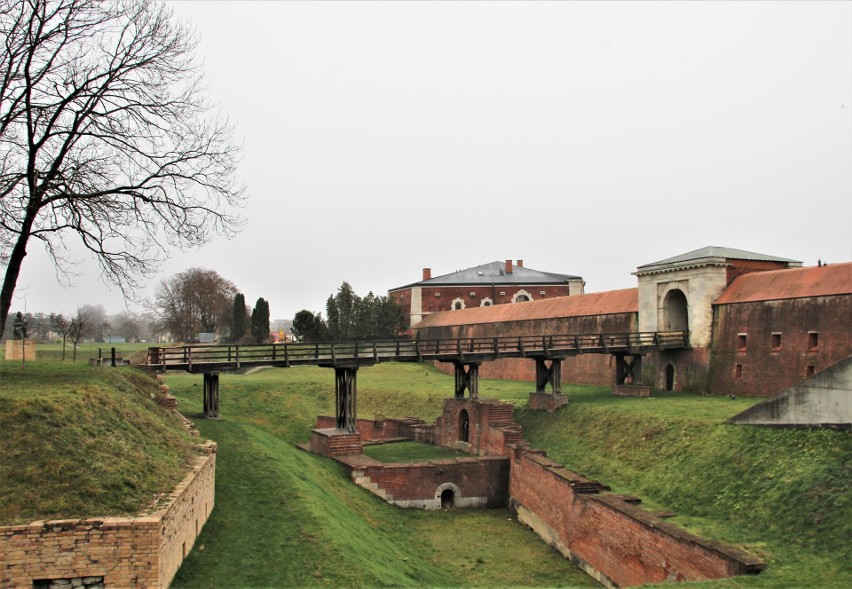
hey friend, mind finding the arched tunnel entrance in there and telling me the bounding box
[662,289,689,331]
[441,488,455,509]
[459,409,470,442]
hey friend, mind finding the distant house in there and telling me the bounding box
[104,334,126,344]
[388,260,585,327]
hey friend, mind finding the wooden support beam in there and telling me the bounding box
[535,357,562,395]
[614,353,642,385]
[202,372,220,419]
[335,366,359,433]
[453,362,480,399]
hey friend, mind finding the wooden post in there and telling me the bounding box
[203,372,220,419]
[335,366,358,433]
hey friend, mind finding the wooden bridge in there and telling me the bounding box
[145,331,689,430]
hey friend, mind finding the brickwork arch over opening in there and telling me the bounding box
[512,289,533,303]
[451,297,466,310]
[435,482,462,509]
[661,288,689,331]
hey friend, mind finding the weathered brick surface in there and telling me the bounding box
[0,443,216,589]
[509,448,762,587]
[709,295,852,396]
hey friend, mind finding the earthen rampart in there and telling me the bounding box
[0,442,216,589]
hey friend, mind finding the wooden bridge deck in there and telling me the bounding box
[145,331,690,374]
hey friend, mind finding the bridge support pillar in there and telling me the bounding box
[335,366,359,433]
[203,372,220,419]
[453,362,480,400]
[534,357,562,394]
[614,353,642,385]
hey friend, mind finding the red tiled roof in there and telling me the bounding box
[413,288,639,329]
[715,263,852,305]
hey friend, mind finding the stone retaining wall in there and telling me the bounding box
[0,442,216,589]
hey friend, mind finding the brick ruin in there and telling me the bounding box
[308,398,764,588]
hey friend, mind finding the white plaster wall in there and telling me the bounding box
[636,266,728,348]
[410,287,423,326]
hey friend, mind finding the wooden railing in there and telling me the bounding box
[145,331,690,373]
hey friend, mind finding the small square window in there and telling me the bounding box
[770,332,782,350]
[806,365,815,377]
[808,332,819,350]
[737,334,747,351]
[734,364,743,379]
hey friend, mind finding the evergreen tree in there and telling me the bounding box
[231,293,247,342]
[292,310,325,342]
[250,297,270,344]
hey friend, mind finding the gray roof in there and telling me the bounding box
[638,246,802,270]
[392,261,582,290]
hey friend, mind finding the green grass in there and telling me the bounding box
[2,340,156,364]
[3,357,848,587]
[363,441,469,463]
[166,365,597,588]
[0,360,198,524]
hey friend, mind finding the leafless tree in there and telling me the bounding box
[68,306,93,362]
[154,267,236,342]
[50,311,71,359]
[0,0,245,336]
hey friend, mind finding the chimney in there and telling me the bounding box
[517,259,524,268]
[422,267,431,281]
[505,259,513,274]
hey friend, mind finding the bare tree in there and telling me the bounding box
[50,312,71,359]
[68,306,93,362]
[0,0,245,336]
[154,267,236,342]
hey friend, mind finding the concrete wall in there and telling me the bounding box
[728,356,852,427]
[0,442,216,589]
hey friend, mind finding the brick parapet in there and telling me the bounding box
[509,446,762,587]
[0,441,216,589]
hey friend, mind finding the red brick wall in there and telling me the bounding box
[358,458,509,508]
[314,416,426,441]
[509,449,762,587]
[709,295,852,396]
[392,284,574,317]
[433,398,518,456]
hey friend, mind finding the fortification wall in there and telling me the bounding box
[355,457,509,509]
[314,415,426,441]
[509,447,763,587]
[0,442,216,589]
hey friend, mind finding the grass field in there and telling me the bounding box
[2,351,849,587]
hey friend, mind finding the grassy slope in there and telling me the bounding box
[167,366,596,588]
[515,390,851,588]
[0,361,198,524]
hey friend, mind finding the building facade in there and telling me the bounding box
[389,260,585,327]
[412,247,851,397]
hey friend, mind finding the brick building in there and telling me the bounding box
[412,247,852,397]
[389,260,585,327]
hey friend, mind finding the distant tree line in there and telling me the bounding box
[292,282,406,342]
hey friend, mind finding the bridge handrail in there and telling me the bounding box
[145,330,690,370]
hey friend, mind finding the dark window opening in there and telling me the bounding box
[806,365,815,377]
[734,364,743,379]
[737,334,747,351]
[770,332,782,351]
[441,488,455,509]
[665,364,675,391]
[458,409,470,443]
[516,295,530,302]
[808,332,819,350]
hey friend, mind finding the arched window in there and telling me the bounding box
[458,409,470,442]
[480,298,493,307]
[512,289,533,303]
[451,297,465,311]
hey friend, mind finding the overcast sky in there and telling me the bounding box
[12,0,852,321]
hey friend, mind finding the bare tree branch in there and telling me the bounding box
[0,0,245,334]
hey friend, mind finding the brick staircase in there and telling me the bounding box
[351,470,391,501]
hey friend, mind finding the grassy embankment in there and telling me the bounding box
[2,347,849,587]
[0,358,198,524]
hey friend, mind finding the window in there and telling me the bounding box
[737,333,747,351]
[451,297,465,311]
[806,365,815,377]
[770,332,782,351]
[808,331,819,350]
[734,364,743,379]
